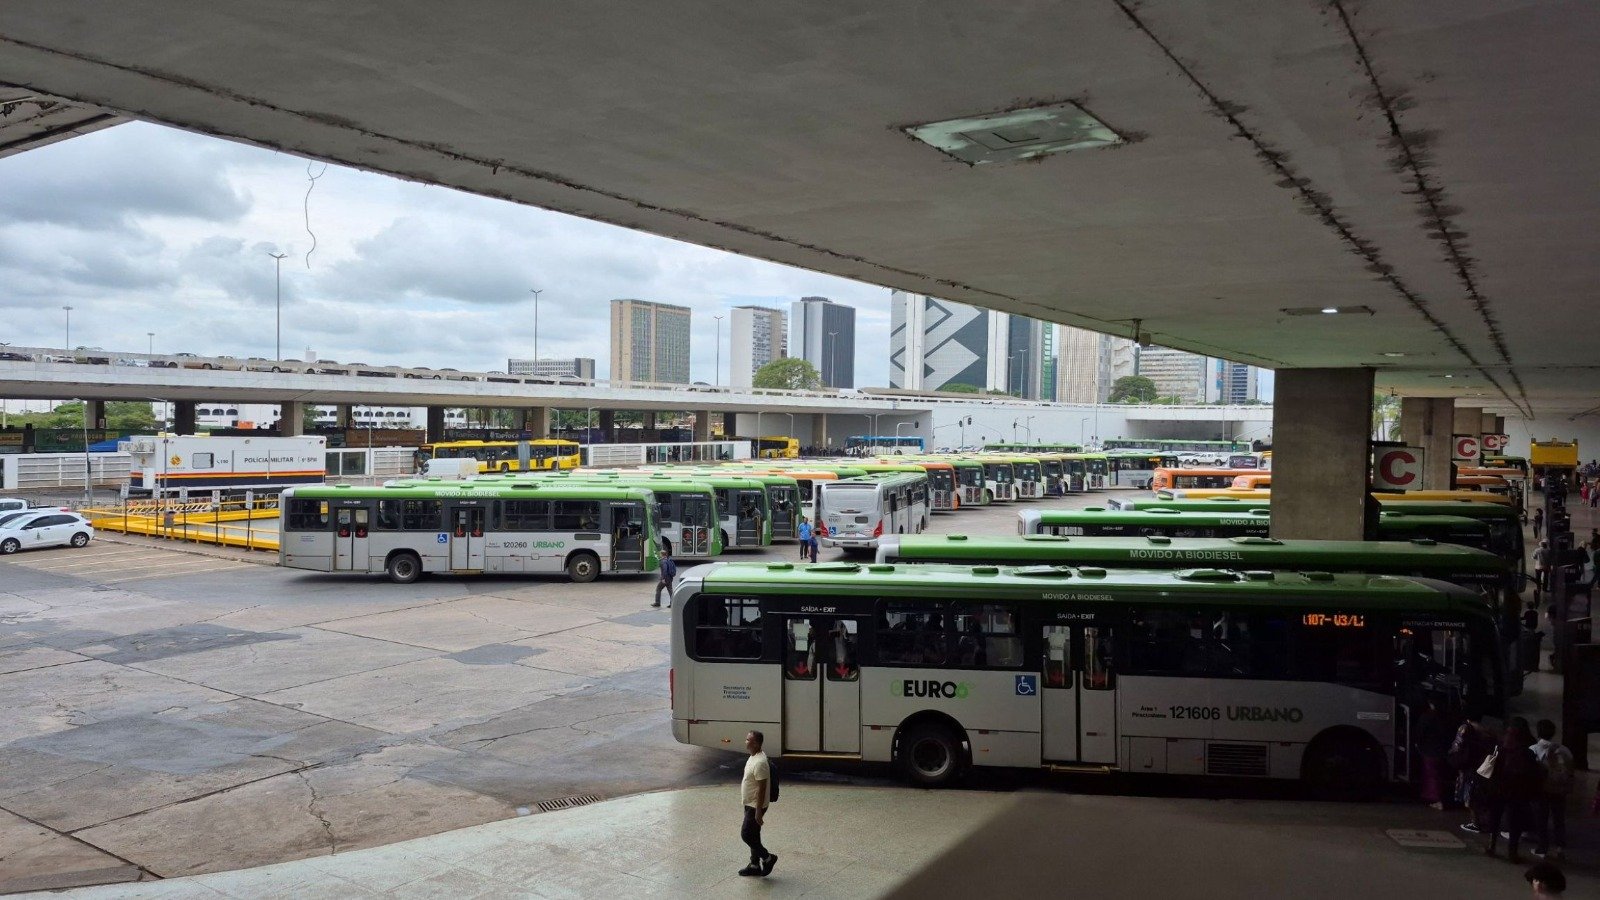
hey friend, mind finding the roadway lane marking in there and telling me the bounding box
[12,551,177,570]
[101,565,245,583]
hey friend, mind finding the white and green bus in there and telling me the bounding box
[671,562,1502,793]
[815,471,931,552]
[473,472,724,559]
[280,482,659,583]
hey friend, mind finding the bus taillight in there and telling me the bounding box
[873,520,883,538]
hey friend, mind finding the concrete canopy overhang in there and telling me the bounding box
[1,1,1594,418]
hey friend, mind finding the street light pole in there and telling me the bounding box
[147,332,155,356]
[269,251,288,360]
[827,331,839,388]
[62,305,72,349]
[713,314,723,386]
[530,289,543,367]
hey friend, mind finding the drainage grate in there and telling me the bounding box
[536,794,602,813]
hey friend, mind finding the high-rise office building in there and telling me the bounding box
[610,299,691,384]
[729,305,787,388]
[1055,325,1103,403]
[1221,360,1259,403]
[790,296,855,388]
[890,291,1048,397]
[507,357,596,380]
[1135,346,1210,403]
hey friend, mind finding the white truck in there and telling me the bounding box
[120,434,327,496]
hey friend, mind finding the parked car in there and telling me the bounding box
[0,510,95,554]
[0,351,32,362]
[0,498,30,515]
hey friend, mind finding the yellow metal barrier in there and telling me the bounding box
[85,499,281,552]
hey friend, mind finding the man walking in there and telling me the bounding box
[738,730,777,877]
[1531,719,1574,861]
[652,549,678,608]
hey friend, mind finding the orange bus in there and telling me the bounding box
[1150,467,1262,492]
[1230,473,1272,490]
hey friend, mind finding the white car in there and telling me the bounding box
[0,510,95,554]
[0,498,29,515]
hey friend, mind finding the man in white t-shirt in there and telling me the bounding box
[738,730,777,877]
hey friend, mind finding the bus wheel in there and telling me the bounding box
[1302,731,1384,800]
[386,552,422,584]
[983,489,993,504]
[567,552,600,583]
[899,722,964,787]
[720,529,731,550]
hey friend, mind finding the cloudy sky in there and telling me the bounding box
[0,122,897,384]
[0,122,1271,400]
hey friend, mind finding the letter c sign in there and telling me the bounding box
[1452,435,1480,463]
[1374,447,1422,491]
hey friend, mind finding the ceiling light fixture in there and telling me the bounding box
[903,101,1124,166]
[1380,352,1406,358]
[1280,305,1376,317]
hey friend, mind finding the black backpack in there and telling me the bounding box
[768,758,780,803]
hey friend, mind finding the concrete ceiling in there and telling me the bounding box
[0,85,125,159]
[1,1,1594,418]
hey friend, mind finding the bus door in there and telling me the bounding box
[333,506,369,571]
[449,506,486,571]
[1040,623,1117,763]
[680,495,712,556]
[781,615,861,754]
[769,488,797,540]
[736,490,763,545]
[608,502,645,572]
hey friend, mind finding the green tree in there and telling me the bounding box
[1107,375,1159,403]
[753,358,823,391]
[940,382,980,394]
[104,401,156,431]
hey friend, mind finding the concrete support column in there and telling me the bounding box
[336,404,355,428]
[642,411,657,432]
[426,407,446,443]
[87,400,107,431]
[1270,368,1374,541]
[1479,412,1498,438]
[523,407,549,438]
[818,413,828,450]
[598,410,615,442]
[693,411,712,443]
[1400,397,1454,489]
[280,401,306,436]
[174,401,197,435]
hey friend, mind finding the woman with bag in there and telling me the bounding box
[1452,713,1496,830]
[1483,720,1544,863]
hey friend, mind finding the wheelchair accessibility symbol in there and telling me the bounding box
[1015,675,1037,696]
[437,533,449,544]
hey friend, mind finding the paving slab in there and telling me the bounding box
[314,595,603,652]
[0,810,142,895]
[121,626,439,696]
[70,744,518,878]
[0,660,236,746]
[256,656,588,733]
[0,646,90,675]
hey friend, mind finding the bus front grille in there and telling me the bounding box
[1205,743,1269,777]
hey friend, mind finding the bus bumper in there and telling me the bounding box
[821,536,877,550]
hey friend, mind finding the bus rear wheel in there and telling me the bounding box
[899,722,964,787]
[983,489,993,504]
[1302,732,1384,800]
[567,552,600,583]
[386,552,422,584]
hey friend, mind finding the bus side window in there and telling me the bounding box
[286,499,330,531]
[876,602,947,666]
[694,597,763,661]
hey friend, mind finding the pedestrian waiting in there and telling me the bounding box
[1530,719,1574,861]
[1482,719,1544,863]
